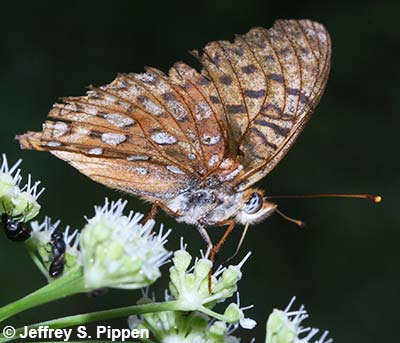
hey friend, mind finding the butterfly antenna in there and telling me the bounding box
[275,208,305,228]
[266,193,382,203]
[222,223,250,265]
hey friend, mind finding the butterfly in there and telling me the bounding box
[18,19,332,262]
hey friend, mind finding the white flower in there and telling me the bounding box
[0,154,22,198]
[30,217,80,255]
[240,317,257,330]
[236,294,257,330]
[222,293,256,330]
[0,153,44,221]
[266,297,333,343]
[80,198,171,290]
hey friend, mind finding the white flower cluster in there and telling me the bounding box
[169,244,255,328]
[128,243,256,342]
[266,297,332,343]
[0,154,44,221]
[26,198,171,289]
[80,199,171,289]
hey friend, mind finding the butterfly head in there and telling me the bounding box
[236,188,277,225]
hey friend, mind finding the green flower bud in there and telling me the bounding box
[173,249,192,272]
[221,266,242,288]
[223,303,243,323]
[194,258,212,280]
[209,321,228,338]
[266,310,295,343]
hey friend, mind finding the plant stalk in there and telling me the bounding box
[0,268,85,323]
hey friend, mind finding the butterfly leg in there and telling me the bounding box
[141,201,181,224]
[206,219,236,293]
[141,202,160,224]
[196,225,215,293]
[209,220,236,263]
[196,225,213,257]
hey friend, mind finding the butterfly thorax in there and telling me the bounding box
[165,186,244,226]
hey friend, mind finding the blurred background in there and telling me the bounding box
[0,0,398,341]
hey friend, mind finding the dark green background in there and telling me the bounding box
[0,0,398,342]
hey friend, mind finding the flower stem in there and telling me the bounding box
[199,305,231,322]
[0,268,85,323]
[0,300,182,342]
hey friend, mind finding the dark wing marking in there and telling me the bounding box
[194,19,331,189]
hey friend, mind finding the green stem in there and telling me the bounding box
[0,268,85,323]
[199,305,229,322]
[0,300,182,342]
[27,249,49,278]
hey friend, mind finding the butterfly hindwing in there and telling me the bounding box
[18,126,192,200]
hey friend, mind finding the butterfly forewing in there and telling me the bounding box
[234,20,331,189]
[192,20,331,189]
[18,19,331,202]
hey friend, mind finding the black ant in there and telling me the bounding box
[49,230,66,278]
[0,203,31,241]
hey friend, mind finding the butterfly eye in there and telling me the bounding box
[244,192,263,214]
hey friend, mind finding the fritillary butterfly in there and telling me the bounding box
[18,19,333,261]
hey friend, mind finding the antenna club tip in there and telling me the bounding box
[298,221,306,229]
[373,195,382,203]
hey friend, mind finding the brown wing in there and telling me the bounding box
[195,19,331,190]
[17,69,229,200]
[18,128,192,200]
[18,19,330,198]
